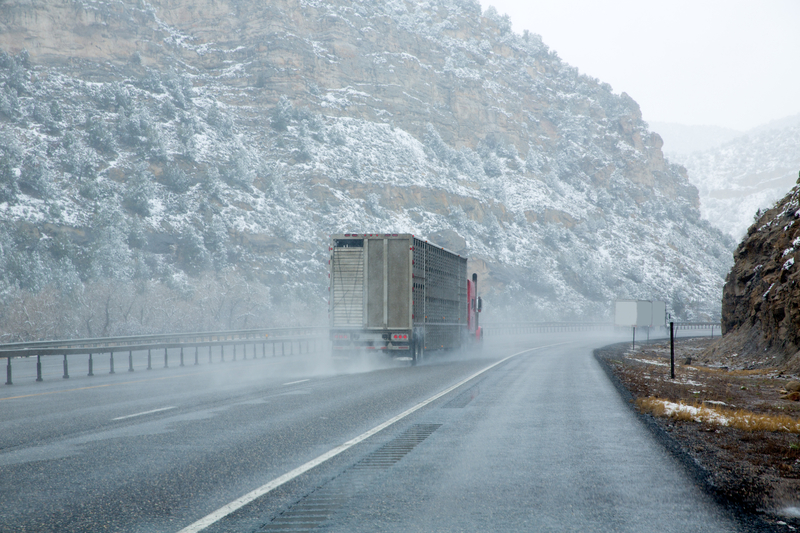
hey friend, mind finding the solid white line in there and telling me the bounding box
[283,379,310,386]
[176,342,569,533]
[112,406,177,421]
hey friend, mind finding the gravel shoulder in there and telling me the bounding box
[595,337,800,532]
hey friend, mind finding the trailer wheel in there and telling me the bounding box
[412,339,424,365]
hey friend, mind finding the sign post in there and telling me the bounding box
[670,321,675,379]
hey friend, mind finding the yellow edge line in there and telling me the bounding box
[0,372,200,401]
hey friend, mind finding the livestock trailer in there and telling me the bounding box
[328,233,481,363]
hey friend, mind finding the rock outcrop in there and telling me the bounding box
[720,173,800,369]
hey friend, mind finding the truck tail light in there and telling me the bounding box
[391,334,408,340]
[333,333,350,340]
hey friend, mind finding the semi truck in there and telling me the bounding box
[328,233,482,363]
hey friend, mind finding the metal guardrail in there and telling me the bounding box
[1,322,722,385]
[672,322,719,330]
[1,326,328,385]
[482,321,721,336]
[0,326,326,352]
[482,322,613,335]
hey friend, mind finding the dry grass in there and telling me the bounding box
[637,397,800,433]
[686,365,771,377]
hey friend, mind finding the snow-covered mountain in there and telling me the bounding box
[670,116,800,239]
[0,0,733,340]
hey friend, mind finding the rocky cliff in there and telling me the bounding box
[0,0,733,339]
[719,175,800,369]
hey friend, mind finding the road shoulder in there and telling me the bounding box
[595,339,799,532]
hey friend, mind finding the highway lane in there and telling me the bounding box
[321,338,739,533]
[0,338,524,532]
[0,332,738,532]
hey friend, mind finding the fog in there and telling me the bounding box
[481,0,800,130]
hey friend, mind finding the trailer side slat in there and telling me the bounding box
[331,234,468,352]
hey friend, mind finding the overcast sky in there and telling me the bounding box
[479,0,800,132]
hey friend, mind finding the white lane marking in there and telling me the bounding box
[283,379,310,386]
[176,342,569,533]
[112,406,177,421]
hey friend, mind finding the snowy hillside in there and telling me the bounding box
[0,0,733,340]
[672,119,800,239]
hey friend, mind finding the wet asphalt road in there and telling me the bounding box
[0,332,740,532]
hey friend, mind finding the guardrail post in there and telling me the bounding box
[110,351,115,374]
[88,353,94,376]
[6,357,12,385]
[63,354,69,379]
[180,346,184,367]
[36,354,43,382]
[221,345,225,362]
[194,346,199,365]
[147,349,152,370]
[233,344,237,362]
[262,342,266,359]
[164,348,168,368]
[208,345,212,364]
[282,342,285,356]
[128,350,134,372]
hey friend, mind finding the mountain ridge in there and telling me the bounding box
[0,0,732,340]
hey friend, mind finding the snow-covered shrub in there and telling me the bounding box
[0,156,18,204]
[90,225,133,281]
[270,96,293,131]
[127,218,147,249]
[328,122,347,145]
[124,166,154,216]
[139,69,164,94]
[0,85,20,118]
[161,99,176,120]
[482,153,503,177]
[177,224,209,274]
[222,149,255,189]
[163,71,193,109]
[61,136,98,181]
[424,123,457,164]
[1,51,30,95]
[32,102,58,133]
[19,154,53,199]
[118,108,158,148]
[112,82,132,111]
[49,100,63,122]
[203,216,228,253]
[86,115,116,153]
[162,163,190,193]
[207,102,233,134]
[118,107,166,160]
[93,82,130,111]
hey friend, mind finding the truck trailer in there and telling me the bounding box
[328,233,481,363]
